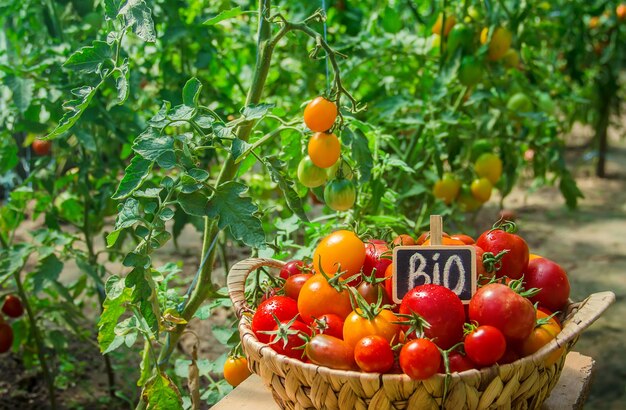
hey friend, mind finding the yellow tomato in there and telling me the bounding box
[474,153,503,184]
[433,174,461,205]
[480,27,512,61]
[470,178,493,203]
[432,13,456,36]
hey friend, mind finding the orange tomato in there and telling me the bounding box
[432,13,456,36]
[422,236,465,246]
[480,27,512,61]
[297,274,353,322]
[308,132,341,168]
[519,310,563,366]
[450,234,475,245]
[312,230,366,278]
[618,5,626,21]
[589,16,600,29]
[392,234,416,246]
[223,356,251,387]
[343,309,400,348]
[303,97,337,132]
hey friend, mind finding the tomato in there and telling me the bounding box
[284,273,313,301]
[0,323,14,354]
[223,356,251,387]
[354,335,394,373]
[443,351,476,373]
[588,16,599,29]
[476,228,529,279]
[618,5,626,21]
[357,278,391,306]
[32,140,52,156]
[498,346,521,364]
[458,193,482,212]
[470,178,492,203]
[433,173,460,204]
[422,236,465,246]
[298,274,353,322]
[2,295,24,318]
[524,258,570,312]
[446,23,473,54]
[519,310,563,366]
[474,153,502,185]
[312,230,365,279]
[324,178,356,211]
[251,296,300,343]
[468,283,535,340]
[474,245,490,283]
[268,319,311,360]
[537,92,555,115]
[258,286,281,304]
[303,96,337,132]
[399,338,441,380]
[480,27,512,61]
[502,49,520,69]
[312,314,344,339]
[362,239,391,279]
[280,260,305,279]
[392,234,416,246]
[399,285,465,349]
[464,325,506,366]
[305,334,356,370]
[432,13,456,36]
[326,160,353,180]
[297,156,327,188]
[458,56,483,87]
[343,308,399,348]
[383,263,395,302]
[308,132,341,168]
[450,234,474,245]
[507,92,533,113]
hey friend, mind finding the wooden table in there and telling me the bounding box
[213,352,595,410]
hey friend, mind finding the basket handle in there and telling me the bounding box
[227,258,285,319]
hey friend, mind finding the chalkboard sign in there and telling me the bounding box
[392,246,477,304]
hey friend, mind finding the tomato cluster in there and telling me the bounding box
[0,295,24,354]
[247,222,571,380]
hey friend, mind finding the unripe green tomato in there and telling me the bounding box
[297,156,327,188]
[536,92,555,115]
[458,56,483,87]
[507,92,533,113]
[447,23,474,55]
[326,160,354,180]
[324,179,357,211]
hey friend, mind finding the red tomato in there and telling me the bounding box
[445,351,476,373]
[284,273,313,301]
[468,283,535,340]
[280,260,305,279]
[32,140,51,156]
[497,346,521,364]
[399,285,465,349]
[312,314,344,339]
[354,335,394,373]
[297,274,353,322]
[343,308,400,349]
[268,319,311,360]
[399,338,441,380]
[476,229,529,279]
[464,325,506,366]
[474,245,490,282]
[259,286,281,304]
[313,230,366,279]
[2,295,24,318]
[303,97,337,133]
[524,258,570,312]
[392,234,416,246]
[383,263,395,302]
[362,239,392,279]
[251,296,300,343]
[451,234,475,245]
[305,334,356,370]
[0,323,13,353]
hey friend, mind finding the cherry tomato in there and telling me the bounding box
[354,335,394,373]
[2,295,24,318]
[343,308,400,349]
[442,351,476,373]
[284,273,313,301]
[303,97,337,133]
[400,338,441,380]
[399,284,465,349]
[297,156,327,188]
[298,274,353,322]
[470,178,493,203]
[432,13,456,36]
[357,279,391,306]
[312,314,344,339]
[280,260,305,279]
[618,4,626,21]
[324,178,356,211]
[0,323,13,353]
[32,140,52,156]
[392,234,416,246]
[362,239,391,279]
[480,27,512,61]
[422,236,465,246]
[268,319,311,360]
[464,325,506,366]
[450,234,475,245]
[474,153,502,185]
[507,92,533,113]
[476,228,529,279]
[589,16,600,29]
[458,56,483,87]
[223,356,251,387]
[308,132,341,168]
[469,283,535,340]
[502,49,520,69]
[312,230,365,279]
[524,258,570,312]
[305,334,356,370]
[433,173,460,204]
[251,296,300,344]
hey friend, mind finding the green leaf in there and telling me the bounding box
[0,244,33,283]
[120,0,156,42]
[115,198,141,229]
[113,156,152,199]
[261,156,308,222]
[241,103,274,120]
[188,168,209,182]
[47,85,100,138]
[98,287,132,353]
[211,324,235,345]
[182,78,202,107]
[113,61,130,105]
[132,128,175,168]
[204,7,244,26]
[231,138,253,162]
[143,372,183,410]
[104,0,125,19]
[64,41,113,74]
[31,254,63,293]
[123,252,151,268]
[0,136,19,173]
[105,275,126,300]
[5,74,34,113]
[559,172,584,210]
[126,268,158,334]
[343,128,373,183]
[178,191,208,217]
[207,182,265,248]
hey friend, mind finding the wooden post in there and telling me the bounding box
[430,215,443,246]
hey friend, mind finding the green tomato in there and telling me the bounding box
[458,56,483,87]
[297,156,327,188]
[447,24,474,55]
[536,92,555,115]
[507,92,533,113]
[471,139,493,161]
[324,179,357,211]
[326,160,354,181]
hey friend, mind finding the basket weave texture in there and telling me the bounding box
[227,258,615,410]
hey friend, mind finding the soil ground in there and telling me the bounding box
[1,126,625,409]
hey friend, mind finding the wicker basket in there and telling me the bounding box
[227,258,615,410]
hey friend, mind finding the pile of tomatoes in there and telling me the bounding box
[243,223,570,381]
[0,295,24,354]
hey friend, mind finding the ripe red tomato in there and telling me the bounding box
[392,234,416,246]
[268,320,311,360]
[343,308,400,349]
[354,335,394,373]
[305,334,356,370]
[444,351,476,373]
[399,285,465,349]
[280,260,305,279]
[312,314,344,340]
[399,338,441,380]
[524,258,570,312]
[2,295,24,318]
[297,274,353,322]
[223,356,251,387]
[468,283,535,340]
[476,229,529,279]
[303,97,337,132]
[0,323,13,353]
[308,132,341,169]
[284,273,313,301]
[251,296,299,343]
[32,140,52,156]
[362,239,392,279]
[464,325,506,366]
[312,230,365,279]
